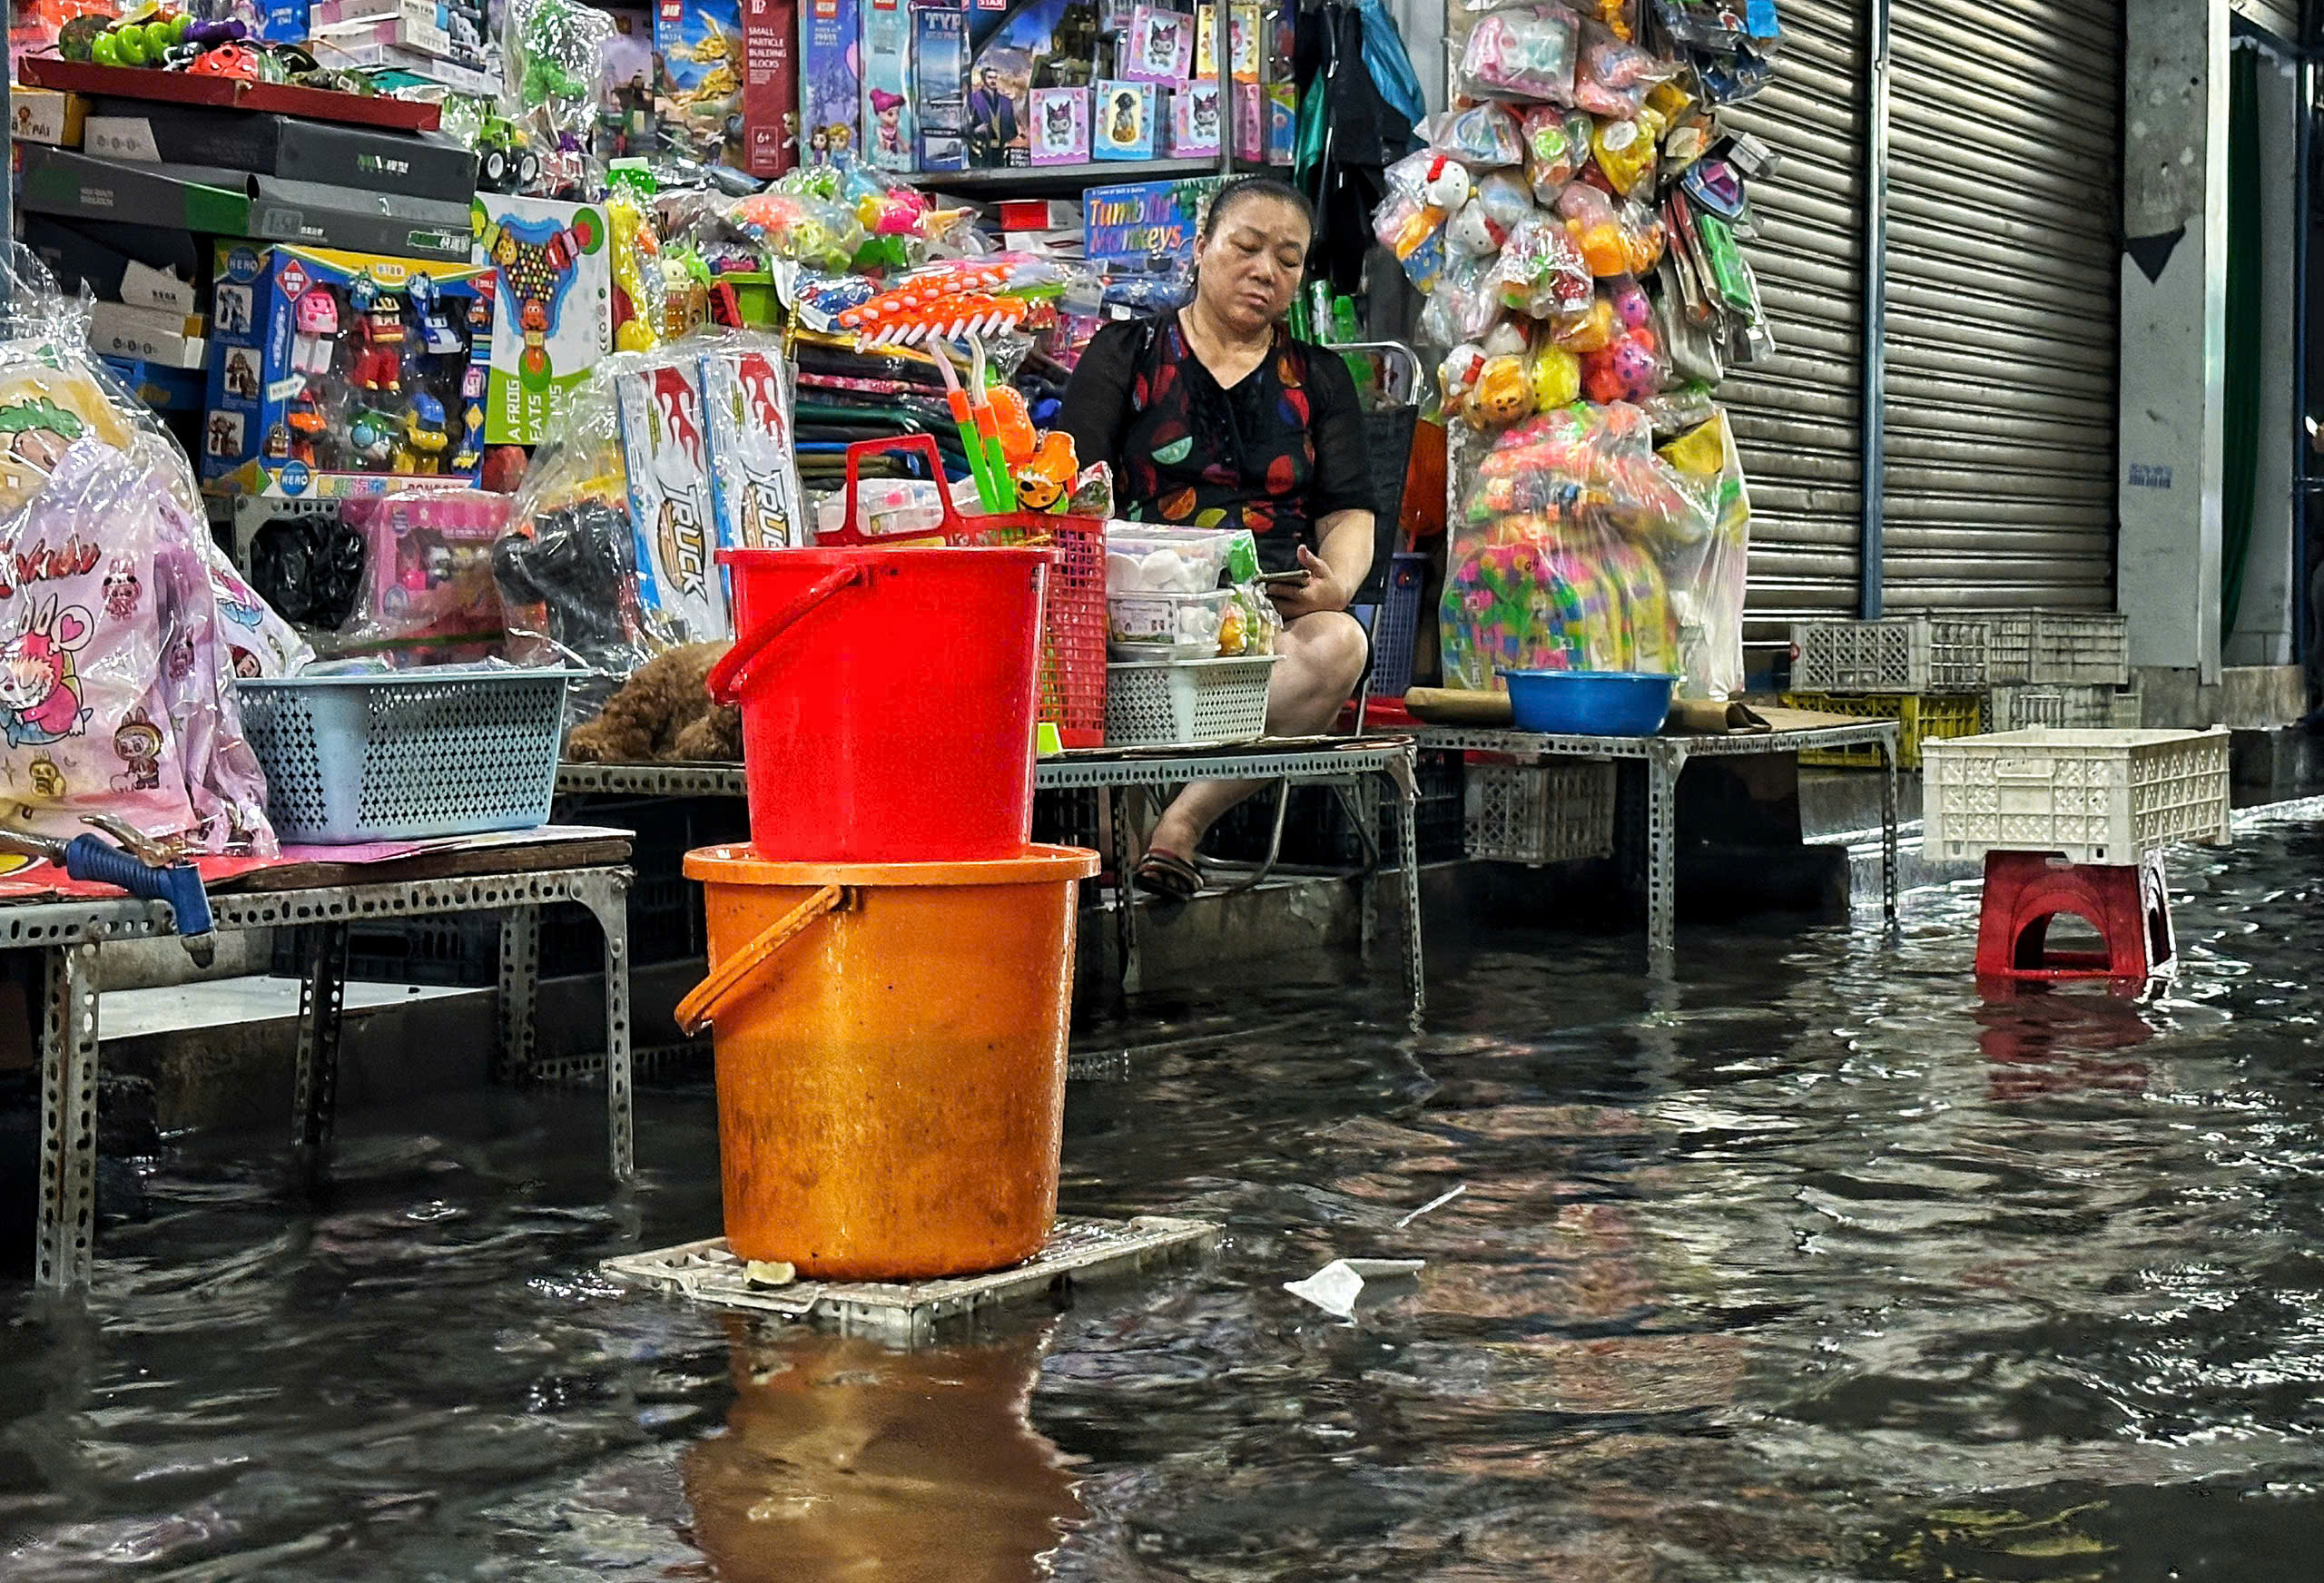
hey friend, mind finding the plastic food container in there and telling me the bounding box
[1499,669,1677,737]
[1107,588,1237,657]
[1104,525,1260,594]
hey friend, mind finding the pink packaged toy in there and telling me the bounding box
[337,490,512,664]
[1456,4,1581,105]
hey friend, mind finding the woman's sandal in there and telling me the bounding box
[1131,847,1205,901]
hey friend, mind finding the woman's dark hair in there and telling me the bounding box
[1199,175,1316,243]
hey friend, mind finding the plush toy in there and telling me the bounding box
[1439,342,1487,423]
[1528,342,1581,409]
[1469,354,1534,429]
[1591,111,1660,198]
[1609,278,1653,330]
[1559,183,1631,278]
[1416,152,1472,211]
[1581,323,1664,405]
[1447,198,1510,259]
[1551,294,1618,353]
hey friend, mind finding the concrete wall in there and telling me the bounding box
[2228,36,2300,668]
[2119,0,2230,696]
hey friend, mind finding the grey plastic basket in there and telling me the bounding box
[237,669,573,843]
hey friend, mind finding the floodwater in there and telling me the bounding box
[4,808,2322,1580]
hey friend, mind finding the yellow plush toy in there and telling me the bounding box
[1528,342,1581,410]
[1469,354,1534,429]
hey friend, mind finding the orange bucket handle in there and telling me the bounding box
[706,564,865,705]
[674,883,850,1037]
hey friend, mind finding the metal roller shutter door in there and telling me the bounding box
[1880,0,2122,611]
[1719,0,1867,625]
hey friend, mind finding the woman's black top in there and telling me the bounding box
[1059,314,1374,574]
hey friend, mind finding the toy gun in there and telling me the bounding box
[0,815,216,967]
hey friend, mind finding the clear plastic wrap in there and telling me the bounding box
[1571,18,1677,118]
[1437,402,1718,691]
[1655,410,1750,700]
[1455,5,1581,104]
[1521,106,1593,201]
[334,491,512,664]
[1489,212,1594,318]
[1431,101,1525,168]
[502,0,615,201]
[1419,255,1502,348]
[1590,111,1659,197]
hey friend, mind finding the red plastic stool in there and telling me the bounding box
[1974,850,2176,984]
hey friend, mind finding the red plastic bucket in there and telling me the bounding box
[709,545,1048,861]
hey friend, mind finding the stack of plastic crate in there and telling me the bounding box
[1781,615,1992,769]
[1980,612,2136,731]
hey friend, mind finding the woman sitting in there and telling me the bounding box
[1061,176,1376,900]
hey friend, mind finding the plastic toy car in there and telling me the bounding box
[477,116,543,195]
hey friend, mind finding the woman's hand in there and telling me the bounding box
[1266,545,1351,619]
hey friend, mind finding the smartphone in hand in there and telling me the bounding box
[1255,569,1312,587]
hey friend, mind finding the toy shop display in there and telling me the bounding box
[329,489,511,662]
[655,0,744,169]
[1030,87,1093,165]
[202,242,494,497]
[502,0,615,201]
[1094,79,1157,161]
[472,194,614,445]
[699,348,806,550]
[1384,0,1784,702]
[0,253,294,856]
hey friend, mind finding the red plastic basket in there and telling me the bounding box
[823,437,1107,747]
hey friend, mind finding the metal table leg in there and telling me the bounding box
[1394,771,1425,1018]
[1356,778,1381,965]
[497,904,540,1085]
[1108,784,1141,997]
[289,920,349,1197]
[1645,742,1689,960]
[583,874,635,1183]
[1880,733,1901,929]
[35,943,101,1294]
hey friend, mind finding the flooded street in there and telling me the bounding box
[4,807,2320,1579]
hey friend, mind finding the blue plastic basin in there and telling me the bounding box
[1498,669,1678,737]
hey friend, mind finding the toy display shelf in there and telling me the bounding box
[18,52,443,132]
[927,157,1226,193]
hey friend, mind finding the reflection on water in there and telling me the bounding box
[2,811,2321,1579]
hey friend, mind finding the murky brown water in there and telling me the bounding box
[4,807,2320,1579]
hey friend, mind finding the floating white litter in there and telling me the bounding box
[1283,1258,1426,1321]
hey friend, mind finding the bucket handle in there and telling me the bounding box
[706,564,865,706]
[674,884,851,1037]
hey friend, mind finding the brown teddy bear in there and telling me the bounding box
[566,642,744,763]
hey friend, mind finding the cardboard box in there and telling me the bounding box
[800,0,862,163]
[9,88,88,149]
[914,1,970,173]
[1123,5,1195,85]
[103,355,210,413]
[471,194,614,446]
[859,0,915,172]
[311,0,490,68]
[1027,88,1090,167]
[310,38,502,97]
[1233,80,1261,162]
[658,0,746,168]
[1266,79,1295,163]
[17,150,477,263]
[615,362,730,642]
[599,6,659,159]
[91,322,207,369]
[699,348,806,550]
[82,102,478,206]
[1194,3,1260,83]
[202,241,494,497]
[1093,81,1157,162]
[740,0,798,177]
[91,300,206,343]
[965,0,1077,171]
[1169,82,1221,158]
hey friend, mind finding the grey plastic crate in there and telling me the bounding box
[1983,612,2132,687]
[1789,617,1992,693]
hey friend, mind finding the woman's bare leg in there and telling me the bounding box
[1145,610,1369,861]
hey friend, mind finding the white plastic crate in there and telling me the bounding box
[1789,616,1991,693]
[1105,656,1276,746]
[1983,612,2131,686]
[1462,760,1616,865]
[1987,683,2143,732]
[237,669,571,843]
[1923,727,2230,865]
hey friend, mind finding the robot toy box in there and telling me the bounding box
[203,243,494,498]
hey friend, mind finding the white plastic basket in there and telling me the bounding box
[237,669,572,843]
[1923,727,2231,865]
[1988,683,2143,732]
[1462,760,1616,865]
[1983,612,2131,686]
[1789,616,1992,693]
[1105,657,1276,747]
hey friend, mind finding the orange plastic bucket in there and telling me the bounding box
[675,842,1099,1281]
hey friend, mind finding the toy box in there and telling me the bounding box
[801,0,862,162]
[1169,81,1221,157]
[202,242,494,498]
[471,194,613,447]
[1235,79,1291,162]
[657,0,745,168]
[740,0,798,176]
[1029,86,1090,165]
[1193,2,1259,81]
[966,0,1078,169]
[615,362,731,643]
[1094,80,1156,161]
[914,0,970,172]
[1266,79,1294,162]
[700,349,805,550]
[860,0,915,172]
[1123,4,1191,84]
[598,6,658,159]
